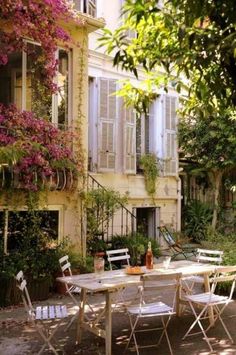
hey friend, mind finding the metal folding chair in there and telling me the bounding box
[15,270,68,355]
[106,248,132,307]
[183,265,236,352]
[106,248,130,270]
[125,272,182,355]
[59,254,100,329]
[181,248,224,295]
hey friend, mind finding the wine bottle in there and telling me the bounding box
[145,241,153,269]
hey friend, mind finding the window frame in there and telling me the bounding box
[2,39,72,127]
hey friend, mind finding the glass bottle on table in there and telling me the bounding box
[146,241,153,269]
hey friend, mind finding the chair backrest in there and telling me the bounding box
[59,255,73,277]
[196,248,223,265]
[158,226,176,246]
[15,271,34,319]
[106,248,130,270]
[141,272,182,309]
[211,265,236,299]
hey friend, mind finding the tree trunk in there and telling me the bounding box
[209,170,223,230]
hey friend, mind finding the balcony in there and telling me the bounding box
[74,0,97,17]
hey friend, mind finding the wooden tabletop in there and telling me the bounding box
[57,260,217,293]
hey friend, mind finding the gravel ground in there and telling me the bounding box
[0,281,236,354]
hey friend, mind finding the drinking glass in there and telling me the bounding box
[94,256,105,275]
[163,256,171,269]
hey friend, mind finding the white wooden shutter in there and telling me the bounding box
[98,78,117,171]
[124,106,136,173]
[163,95,178,176]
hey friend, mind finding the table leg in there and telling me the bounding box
[105,291,112,355]
[176,278,181,316]
[77,288,86,344]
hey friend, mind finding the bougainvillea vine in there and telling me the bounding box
[0,104,83,191]
[0,0,84,91]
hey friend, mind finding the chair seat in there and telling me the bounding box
[185,292,229,305]
[35,305,68,320]
[127,301,174,316]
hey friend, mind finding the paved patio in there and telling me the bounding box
[0,283,236,355]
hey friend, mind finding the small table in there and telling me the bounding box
[57,260,217,355]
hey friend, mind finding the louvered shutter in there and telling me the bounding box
[124,106,136,173]
[164,95,178,175]
[98,78,117,171]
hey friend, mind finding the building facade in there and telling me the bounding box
[87,0,181,247]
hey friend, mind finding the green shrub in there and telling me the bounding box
[183,200,213,242]
[201,229,236,294]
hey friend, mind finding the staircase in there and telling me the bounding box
[87,174,136,242]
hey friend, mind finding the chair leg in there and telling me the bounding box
[157,316,173,355]
[36,323,59,355]
[205,304,234,343]
[183,303,214,352]
[124,315,139,354]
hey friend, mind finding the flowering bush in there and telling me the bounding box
[0,104,83,191]
[0,0,84,90]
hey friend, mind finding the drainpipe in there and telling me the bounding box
[176,177,182,231]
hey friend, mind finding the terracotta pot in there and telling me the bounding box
[55,269,80,295]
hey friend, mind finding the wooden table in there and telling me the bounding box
[57,260,217,355]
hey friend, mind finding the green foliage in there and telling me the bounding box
[203,229,236,263]
[100,0,236,213]
[110,233,160,266]
[178,108,236,171]
[139,153,159,196]
[87,237,108,256]
[59,240,94,274]
[183,200,213,242]
[100,0,236,111]
[83,188,128,240]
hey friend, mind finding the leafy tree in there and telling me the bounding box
[100,0,236,228]
[179,102,236,229]
[100,0,236,112]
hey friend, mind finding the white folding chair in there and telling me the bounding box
[106,248,130,270]
[183,265,236,353]
[59,254,99,329]
[125,272,182,355]
[15,270,68,355]
[182,248,224,295]
[106,248,131,307]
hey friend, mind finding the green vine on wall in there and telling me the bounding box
[140,153,159,196]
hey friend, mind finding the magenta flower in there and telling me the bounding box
[0,105,81,191]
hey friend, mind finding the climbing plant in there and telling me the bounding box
[140,153,159,196]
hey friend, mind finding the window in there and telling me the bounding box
[0,42,71,127]
[163,95,178,175]
[89,77,136,173]
[0,209,60,254]
[123,106,136,173]
[97,78,117,171]
[53,48,71,128]
[74,0,97,17]
[136,110,152,171]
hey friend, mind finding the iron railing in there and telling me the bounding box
[87,174,136,242]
